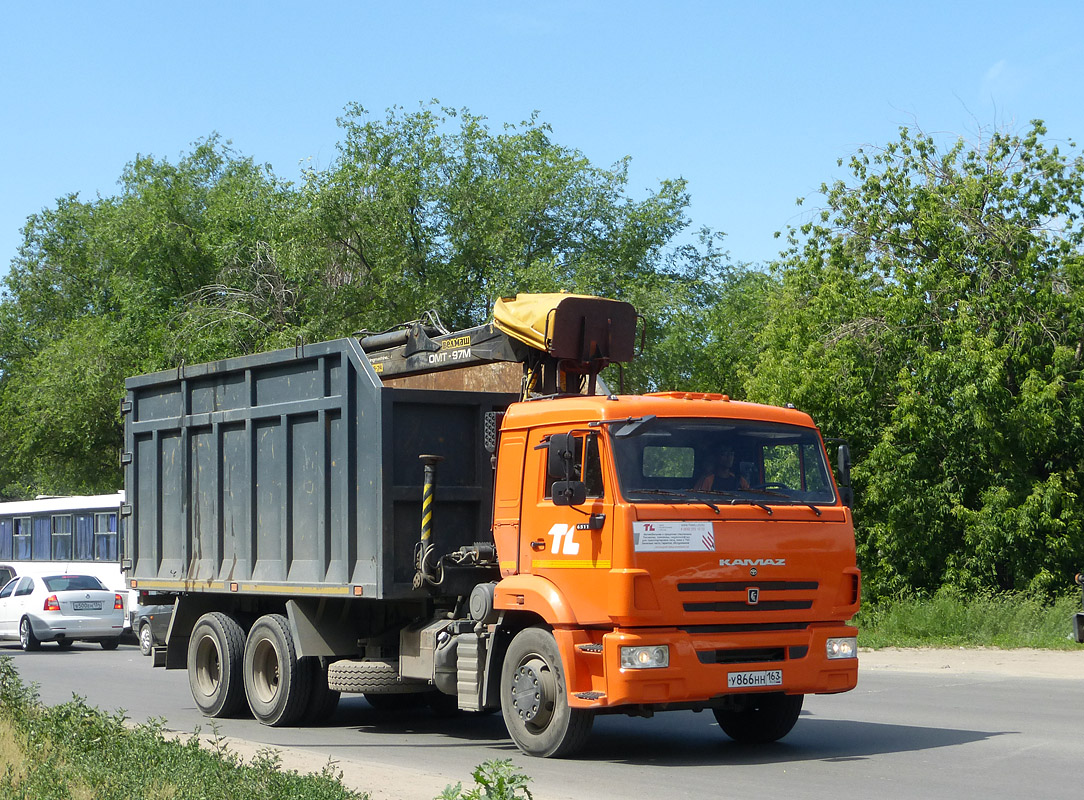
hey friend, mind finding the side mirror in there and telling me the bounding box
[551,480,587,506]
[837,444,852,487]
[836,444,853,508]
[547,432,576,480]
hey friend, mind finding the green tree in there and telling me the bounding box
[620,229,778,396]
[0,136,293,494]
[749,121,1084,599]
[0,104,711,495]
[296,103,695,335]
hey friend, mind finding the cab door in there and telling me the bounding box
[523,429,614,624]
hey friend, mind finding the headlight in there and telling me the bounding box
[620,645,670,669]
[826,637,857,659]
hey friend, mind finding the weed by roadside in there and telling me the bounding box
[439,760,532,800]
[0,656,365,800]
[856,590,1083,650]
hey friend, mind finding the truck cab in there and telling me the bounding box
[486,392,859,755]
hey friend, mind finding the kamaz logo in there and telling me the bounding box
[719,558,786,567]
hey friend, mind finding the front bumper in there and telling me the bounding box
[556,622,858,709]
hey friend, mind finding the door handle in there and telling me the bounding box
[575,514,606,531]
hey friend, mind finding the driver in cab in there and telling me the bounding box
[694,447,750,492]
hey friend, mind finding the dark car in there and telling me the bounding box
[132,598,174,656]
[1073,572,1084,644]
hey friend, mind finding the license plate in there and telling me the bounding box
[72,601,102,611]
[728,669,783,689]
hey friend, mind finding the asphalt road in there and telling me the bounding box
[4,640,1082,800]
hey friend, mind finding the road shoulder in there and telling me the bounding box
[860,646,1082,679]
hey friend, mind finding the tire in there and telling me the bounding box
[300,657,341,724]
[713,693,804,743]
[139,622,154,657]
[56,638,73,650]
[19,617,40,652]
[327,659,428,695]
[243,614,310,726]
[100,637,120,651]
[500,627,594,758]
[187,612,246,718]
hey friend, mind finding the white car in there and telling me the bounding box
[0,574,125,650]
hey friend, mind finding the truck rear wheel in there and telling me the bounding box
[713,693,804,743]
[300,657,340,724]
[188,612,246,718]
[500,627,594,758]
[243,614,310,726]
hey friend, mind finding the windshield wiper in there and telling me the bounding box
[629,488,720,514]
[721,498,773,515]
[741,488,822,516]
[590,415,657,438]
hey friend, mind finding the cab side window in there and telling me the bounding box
[14,577,34,597]
[0,580,16,599]
[582,435,604,498]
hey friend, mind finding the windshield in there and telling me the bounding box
[611,417,837,506]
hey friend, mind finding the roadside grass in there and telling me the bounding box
[856,590,1084,650]
[0,656,535,800]
[0,656,365,800]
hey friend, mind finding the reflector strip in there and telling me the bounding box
[531,559,612,569]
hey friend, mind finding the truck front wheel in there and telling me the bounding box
[500,627,594,758]
[713,693,804,743]
[187,612,245,717]
[243,614,310,726]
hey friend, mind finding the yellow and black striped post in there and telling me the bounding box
[414,454,444,589]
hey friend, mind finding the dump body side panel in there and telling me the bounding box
[124,339,514,601]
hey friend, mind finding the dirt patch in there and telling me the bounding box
[860,646,1083,679]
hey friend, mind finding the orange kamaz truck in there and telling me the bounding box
[124,293,859,757]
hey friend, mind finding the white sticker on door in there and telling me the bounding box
[632,521,716,552]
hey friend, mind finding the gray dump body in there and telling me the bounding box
[123,338,515,600]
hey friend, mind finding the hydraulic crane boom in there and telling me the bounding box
[359,294,638,397]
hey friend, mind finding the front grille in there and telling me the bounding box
[684,600,813,612]
[679,578,818,613]
[696,645,809,665]
[678,581,818,592]
[697,647,785,665]
[680,622,810,634]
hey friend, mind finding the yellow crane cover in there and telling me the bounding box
[493,292,597,352]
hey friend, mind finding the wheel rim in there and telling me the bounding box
[510,655,557,731]
[194,634,222,697]
[19,620,28,647]
[250,636,281,704]
[140,625,153,653]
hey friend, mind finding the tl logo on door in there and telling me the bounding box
[747,587,760,605]
[547,523,580,555]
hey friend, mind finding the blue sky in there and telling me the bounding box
[3,1,1083,279]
